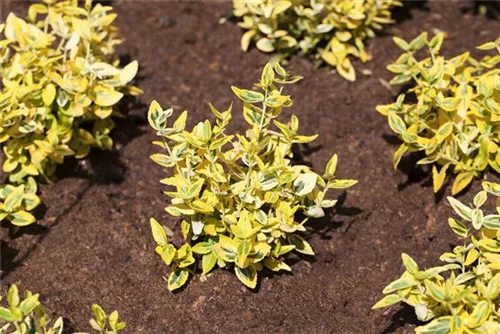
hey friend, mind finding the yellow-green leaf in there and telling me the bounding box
[235,265,257,289]
[167,269,189,291]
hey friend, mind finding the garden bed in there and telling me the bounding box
[1,1,499,333]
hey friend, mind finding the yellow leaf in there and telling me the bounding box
[119,61,138,85]
[42,84,56,105]
[10,210,36,226]
[150,218,168,246]
[452,172,474,195]
[235,265,257,289]
[432,164,449,193]
[91,85,123,107]
[167,269,189,291]
[72,17,90,39]
[94,107,113,119]
[293,173,318,196]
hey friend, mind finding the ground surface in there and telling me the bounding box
[1,1,499,333]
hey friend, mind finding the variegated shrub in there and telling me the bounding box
[0,285,126,334]
[374,181,500,333]
[149,63,357,290]
[378,33,500,195]
[0,0,141,226]
[233,0,401,81]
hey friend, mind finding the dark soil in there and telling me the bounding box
[1,1,499,333]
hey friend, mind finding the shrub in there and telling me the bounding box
[377,33,500,195]
[373,181,500,333]
[148,62,357,290]
[232,0,402,81]
[0,0,141,226]
[0,284,126,334]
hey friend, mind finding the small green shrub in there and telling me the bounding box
[232,0,402,81]
[373,181,500,333]
[378,33,500,195]
[149,62,357,290]
[0,284,126,334]
[0,0,141,226]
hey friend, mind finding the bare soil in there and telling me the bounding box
[1,1,499,333]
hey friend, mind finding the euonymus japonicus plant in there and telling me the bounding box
[0,284,126,334]
[378,33,500,195]
[374,181,500,333]
[148,63,357,291]
[232,0,402,81]
[0,0,141,227]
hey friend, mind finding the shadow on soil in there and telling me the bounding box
[0,183,94,278]
[380,304,423,334]
[391,0,430,24]
[463,1,500,20]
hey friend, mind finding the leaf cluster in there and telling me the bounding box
[378,33,500,195]
[0,0,141,226]
[0,284,125,334]
[149,62,357,290]
[232,0,402,81]
[374,181,500,334]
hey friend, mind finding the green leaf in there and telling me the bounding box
[401,253,419,275]
[192,242,212,255]
[261,63,274,87]
[424,280,446,302]
[415,317,451,334]
[477,42,497,50]
[235,265,257,289]
[448,218,468,237]
[468,300,490,327]
[483,181,500,196]
[293,173,318,196]
[92,85,123,107]
[327,179,358,189]
[19,294,39,314]
[325,154,338,177]
[265,95,289,108]
[393,144,408,169]
[236,240,252,268]
[9,211,36,226]
[202,252,217,275]
[388,112,406,135]
[372,294,402,309]
[150,218,168,246]
[382,276,417,293]
[92,304,106,328]
[447,196,473,222]
[393,36,409,50]
[451,172,474,195]
[0,307,14,322]
[241,30,256,51]
[288,234,314,255]
[4,185,24,212]
[231,86,264,103]
[7,285,19,308]
[167,269,189,291]
[408,32,428,51]
[256,38,274,52]
[483,215,500,230]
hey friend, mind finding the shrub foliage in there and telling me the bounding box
[149,63,357,290]
[374,181,500,333]
[232,0,402,81]
[0,0,140,226]
[378,33,500,195]
[0,284,126,334]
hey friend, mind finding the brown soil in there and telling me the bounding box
[1,1,499,333]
